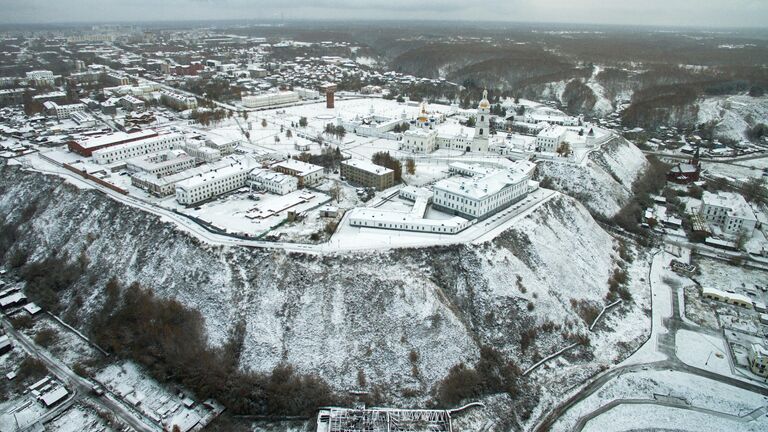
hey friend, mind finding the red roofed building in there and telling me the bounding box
[667,147,701,184]
[68,129,159,157]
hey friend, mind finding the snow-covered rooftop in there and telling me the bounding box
[702,191,757,221]
[272,158,323,176]
[75,129,158,150]
[342,159,393,175]
[176,162,251,190]
[40,386,68,407]
[435,161,535,201]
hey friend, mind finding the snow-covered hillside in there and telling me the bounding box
[697,95,768,142]
[0,164,650,429]
[537,136,649,218]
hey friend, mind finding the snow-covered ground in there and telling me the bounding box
[164,189,331,237]
[675,329,731,375]
[20,315,102,369]
[697,95,768,143]
[537,136,649,218]
[693,257,768,300]
[583,402,767,432]
[702,157,768,181]
[555,369,767,432]
[0,394,50,431]
[46,403,112,432]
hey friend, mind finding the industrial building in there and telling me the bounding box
[0,88,25,107]
[749,344,768,377]
[535,125,568,153]
[204,136,239,155]
[161,90,198,111]
[317,407,452,432]
[401,128,438,153]
[702,287,754,309]
[26,70,55,86]
[132,163,221,197]
[43,101,86,119]
[70,111,96,127]
[120,95,146,112]
[183,140,223,163]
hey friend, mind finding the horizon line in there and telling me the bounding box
[0,17,767,32]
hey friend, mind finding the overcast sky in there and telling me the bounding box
[2,0,767,28]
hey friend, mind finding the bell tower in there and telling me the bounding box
[473,89,490,152]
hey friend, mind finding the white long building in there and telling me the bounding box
[175,162,251,205]
[432,161,536,220]
[132,162,227,197]
[126,150,195,177]
[348,186,473,234]
[93,133,185,165]
[241,91,299,109]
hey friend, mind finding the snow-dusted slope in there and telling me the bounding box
[0,164,649,428]
[537,136,649,218]
[697,95,768,142]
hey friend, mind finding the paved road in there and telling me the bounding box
[1,317,160,432]
[533,248,768,432]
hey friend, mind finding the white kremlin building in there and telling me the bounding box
[400,90,492,154]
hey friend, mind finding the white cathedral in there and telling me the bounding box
[400,90,491,154]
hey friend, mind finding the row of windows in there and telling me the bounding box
[97,138,183,163]
[436,185,525,216]
[353,219,463,233]
[177,174,246,202]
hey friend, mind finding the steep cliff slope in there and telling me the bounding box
[536,136,649,219]
[0,163,650,428]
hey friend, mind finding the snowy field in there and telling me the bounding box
[554,369,768,431]
[675,329,731,376]
[165,189,331,237]
[47,403,112,432]
[683,285,719,328]
[703,158,768,181]
[0,394,49,430]
[21,314,103,369]
[582,403,768,432]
